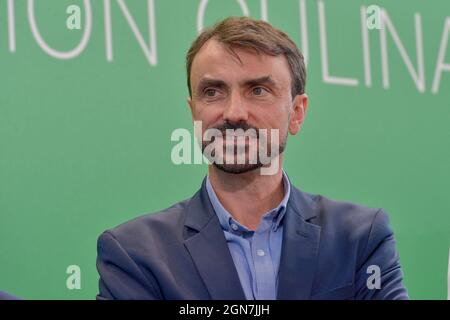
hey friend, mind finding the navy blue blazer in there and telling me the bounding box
[96,178,408,300]
[0,291,20,300]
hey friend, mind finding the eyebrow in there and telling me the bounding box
[242,75,279,89]
[195,75,280,95]
[195,78,227,94]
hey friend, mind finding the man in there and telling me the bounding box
[96,17,408,300]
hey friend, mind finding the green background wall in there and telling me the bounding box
[0,0,449,299]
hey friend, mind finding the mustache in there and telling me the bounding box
[210,121,260,138]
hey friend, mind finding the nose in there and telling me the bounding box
[223,91,248,123]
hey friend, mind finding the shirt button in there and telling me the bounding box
[256,249,265,257]
[231,223,239,231]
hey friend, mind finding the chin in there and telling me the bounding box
[213,163,263,174]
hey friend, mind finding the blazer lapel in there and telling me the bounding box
[183,178,246,300]
[277,186,322,300]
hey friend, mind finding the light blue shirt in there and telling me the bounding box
[205,171,291,300]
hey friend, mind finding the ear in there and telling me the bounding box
[187,96,194,113]
[186,95,195,122]
[288,93,308,135]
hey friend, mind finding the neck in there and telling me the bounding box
[208,158,285,230]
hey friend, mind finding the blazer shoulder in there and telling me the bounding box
[99,197,192,250]
[314,193,383,223]
[300,190,397,264]
[301,190,390,242]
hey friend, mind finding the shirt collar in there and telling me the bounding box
[205,170,291,233]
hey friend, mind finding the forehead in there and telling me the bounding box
[190,39,292,87]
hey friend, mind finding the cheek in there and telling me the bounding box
[262,106,290,129]
[277,109,293,137]
[191,101,209,119]
[193,104,222,128]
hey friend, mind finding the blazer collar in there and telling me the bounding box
[277,185,322,299]
[183,178,247,299]
[184,176,321,300]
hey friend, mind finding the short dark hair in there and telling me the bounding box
[186,16,306,98]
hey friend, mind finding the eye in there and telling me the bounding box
[252,86,268,96]
[204,88,218,97]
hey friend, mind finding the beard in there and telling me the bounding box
[201,121,287,174]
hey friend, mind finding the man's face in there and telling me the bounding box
[187,39,307,174]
